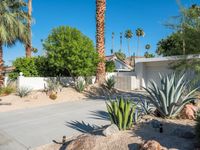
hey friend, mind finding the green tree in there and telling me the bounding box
[43,26,99,79]
[136,28,145,56]
[156,32,183,56]
[124,29,133,57]
[145,44,151,50]
[157,3,200,57]
[165,4,200,87]
[9,57,38,79]
[114,51,126,61]
[144,44,155,58]
[106,61,115,72]
[0,0,29,85]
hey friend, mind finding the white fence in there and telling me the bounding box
[14,72,139,91]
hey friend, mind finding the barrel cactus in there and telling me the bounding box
[106,97,136,130]
[143,73,198,118]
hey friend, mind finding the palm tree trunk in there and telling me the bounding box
[112,34,114,54]
[95,0,106,84]
[0,42,4,86]
[120,32,122,52]
[128,39,130,57]
[26,0,32,57]
[137,36,140,56]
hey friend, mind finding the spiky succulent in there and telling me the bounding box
[106,97,136,130]
[143,73,198,118]
[105,77,116,90]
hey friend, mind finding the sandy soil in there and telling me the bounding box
[0,87,86,112]
[34,116,196,150]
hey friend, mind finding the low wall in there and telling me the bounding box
[114,76,140,91]
[16,72,139,91]
[17,75,77,90]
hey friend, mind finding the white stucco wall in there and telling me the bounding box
[144,61,173,87]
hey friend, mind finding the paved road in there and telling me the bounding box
[0,99,109,150]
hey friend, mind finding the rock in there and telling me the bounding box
[172,128,195,139]
[102,124,119,136]
[140,140,167,150]
[180,104,198,120]
[67,134,97,150]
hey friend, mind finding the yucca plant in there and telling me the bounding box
[144,73,198,118]
[105,77,116,90]
[106,97,136,130]
[75,80,85,93]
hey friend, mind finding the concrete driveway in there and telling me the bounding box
[0,99,109,150]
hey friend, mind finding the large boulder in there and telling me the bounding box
[67,134,97,150]
[140,140,167,150]
[180,104,198,120]
[102,124,119,136]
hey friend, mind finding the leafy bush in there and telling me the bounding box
[0,86,15,96]
[75,80,85,93]
[43,26,99,78]
[105,77,116,90]
[106,97,136,130]
[17,87,32,98]
[106,61,115,72]
[144,73,198,118]
[9,57,39,79]
[196,111,200,143]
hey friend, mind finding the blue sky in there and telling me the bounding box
[4,0,200,65]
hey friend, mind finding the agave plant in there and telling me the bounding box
[106,97,136,130]
[105,77,116,90]
[75,80,85,93]
[143,73,198,118]
[137,98,154,115]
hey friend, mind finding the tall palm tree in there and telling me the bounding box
[95,0,106,84]
[136,28,145,56]
[124,29,133,57]
[145,44,151,50]
[26,0,32,57]
[120,32,123,52]
[0,0,28,85]
[111,32,114,54]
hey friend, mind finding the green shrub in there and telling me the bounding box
[75,80,85,93]
[106,97,136,130]
[196,111,200,142]
[0,86,15,96]
[9,57,39,79]
[144,73,198,118]
[45,78,61,92]
[17,87,32,98]
[106,61,115,72]
[43,26,99,78]
[105,77,116,90]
